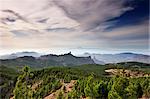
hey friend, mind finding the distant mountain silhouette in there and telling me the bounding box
[1,52,149,66]
[0,52,95,68]
[0,52,41,59]
[82,52,150,64]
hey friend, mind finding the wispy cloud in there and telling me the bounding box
[53,0,133,30]
[0,0,149,54]
[2,9,29,22]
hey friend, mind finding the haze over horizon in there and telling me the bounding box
[0,0,149,55]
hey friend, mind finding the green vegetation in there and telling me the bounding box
[67,75,150,99]
[13,66,62,99]
[106,62,150,73]
[73,64,106,77]
[1,62,150,99]
[0,66,19,99]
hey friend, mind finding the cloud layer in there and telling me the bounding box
[0,0,149,54]
[54,0,133,30]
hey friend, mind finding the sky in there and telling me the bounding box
[0,0,149,55]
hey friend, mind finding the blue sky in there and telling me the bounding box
[0,0,149,55]
[106,0,149,29]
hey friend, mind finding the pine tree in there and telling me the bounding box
[13,66,33,99]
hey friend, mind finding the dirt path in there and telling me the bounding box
[105,69,150,77]
[31,80,43,91]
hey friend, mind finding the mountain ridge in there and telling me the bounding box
[0,52,150,65]
[82,52,150,64]
[0,51,41,59]
[0,52,95,68]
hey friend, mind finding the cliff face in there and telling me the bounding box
[0,53,95,68]
[39,53,95,66]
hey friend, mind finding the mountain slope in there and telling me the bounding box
[82,52,150,64]
[0,52,95,68]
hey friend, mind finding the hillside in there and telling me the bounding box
[0,52,95,68]
[10,65,150,99]
[1,62,150,99]
[0,66,19,99]
[1,52,150,65]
